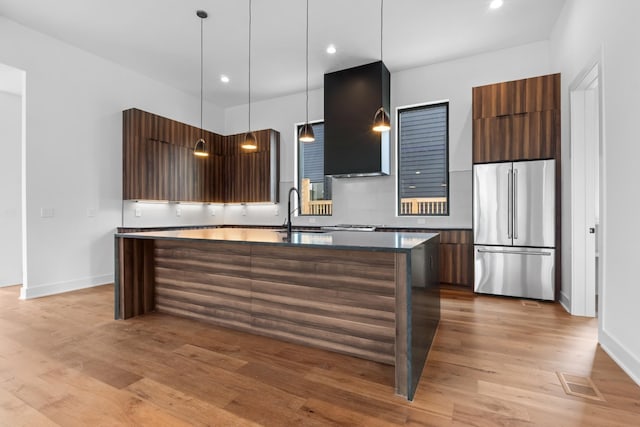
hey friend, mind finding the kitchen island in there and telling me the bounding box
[114,227,440,400]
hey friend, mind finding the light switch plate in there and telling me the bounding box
[176,206,182,217]
[40,208,54,218]
[241,205,247,216]
[274,205,279,216]
[209,206,216,216]
[135,207,142,217]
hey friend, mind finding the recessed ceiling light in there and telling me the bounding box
[489,0,503,9]
[220,75,230,83]
[326,44,337,54]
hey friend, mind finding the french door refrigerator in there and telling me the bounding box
[473,159,555,300]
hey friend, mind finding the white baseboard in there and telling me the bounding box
[599,328,640,387]
[19,274,113,299]
[559,290,571,314]
[0,282,21,288]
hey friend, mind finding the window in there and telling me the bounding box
[397,102,449,216]
[297,122,332,215]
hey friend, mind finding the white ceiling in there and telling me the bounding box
[0,0,566,108]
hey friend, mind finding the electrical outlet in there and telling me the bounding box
[274,205,279,216]
[309,217,316,224]
[417,218,426,225]
[209,206,216,216]
[176,206,182,217]
[40,208,54,218]
[241,204,247,216]
[135,207,142,217]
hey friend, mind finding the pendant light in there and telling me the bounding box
[372,0,390,133]
[298,0,315,143]
[193,10,209,157]
[241,0,258,150]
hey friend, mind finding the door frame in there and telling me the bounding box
[568,53,604,318]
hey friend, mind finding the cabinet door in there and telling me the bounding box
[510,111,556,160]
[473,111,556,163]
[518,74,560,114]
[473,82,513,119]
[174,144,206,202]
[473,74,559,119]
[472,116,511,162]
[205,154,225,203]
[143,138,172,200]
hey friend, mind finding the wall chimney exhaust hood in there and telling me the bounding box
[324,61,390,177]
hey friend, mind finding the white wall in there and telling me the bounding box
[0,91,22,286]
[0,17,225,298]
[224,41,552,229]
[550,0,640,385]
[121,201,225,228]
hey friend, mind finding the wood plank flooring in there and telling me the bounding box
[1,285,639,426]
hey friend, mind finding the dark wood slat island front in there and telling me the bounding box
[114,228,440,400]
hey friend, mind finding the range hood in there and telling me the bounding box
[324,61,390,178]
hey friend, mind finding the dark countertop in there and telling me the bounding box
[116,227,439,252]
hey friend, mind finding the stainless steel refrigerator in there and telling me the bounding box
[473,159,555,300]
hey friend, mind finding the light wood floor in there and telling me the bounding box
[1,285,639,426]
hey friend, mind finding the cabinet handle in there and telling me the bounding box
[478,249,552,256]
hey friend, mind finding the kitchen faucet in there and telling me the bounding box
[286,187,300,236]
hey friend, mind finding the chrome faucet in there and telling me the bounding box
[286,187,300,236]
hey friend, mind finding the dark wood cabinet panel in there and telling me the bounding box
[223,129,279,203]
[473,81,513,119]
[520,73,560,114]
[145,139,172,200]
[473,110,556,163]
[123,109,279,203]
[473,73,559,119]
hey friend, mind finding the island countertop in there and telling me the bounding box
[115,227,439,252]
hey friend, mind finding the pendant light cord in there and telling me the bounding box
[248,0,252,133]
[200,15,204,139]
[380,0,384,62]
[305,0,309,124]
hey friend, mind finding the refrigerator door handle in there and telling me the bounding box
[507,169,513,239]
[477,248,552,256]
[513,168,518,240]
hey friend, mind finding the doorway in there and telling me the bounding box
[569,59,603,318]
[0,62,26,290]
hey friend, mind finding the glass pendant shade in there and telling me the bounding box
[372,107,391,132]
[241,131,257,150]
[193,138,209,157]
[299,123,315,143]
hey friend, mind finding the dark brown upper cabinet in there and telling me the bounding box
[223,130,280,204]
[472,74,560,163]
[123,108,279,204]
[473,74,559,119]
